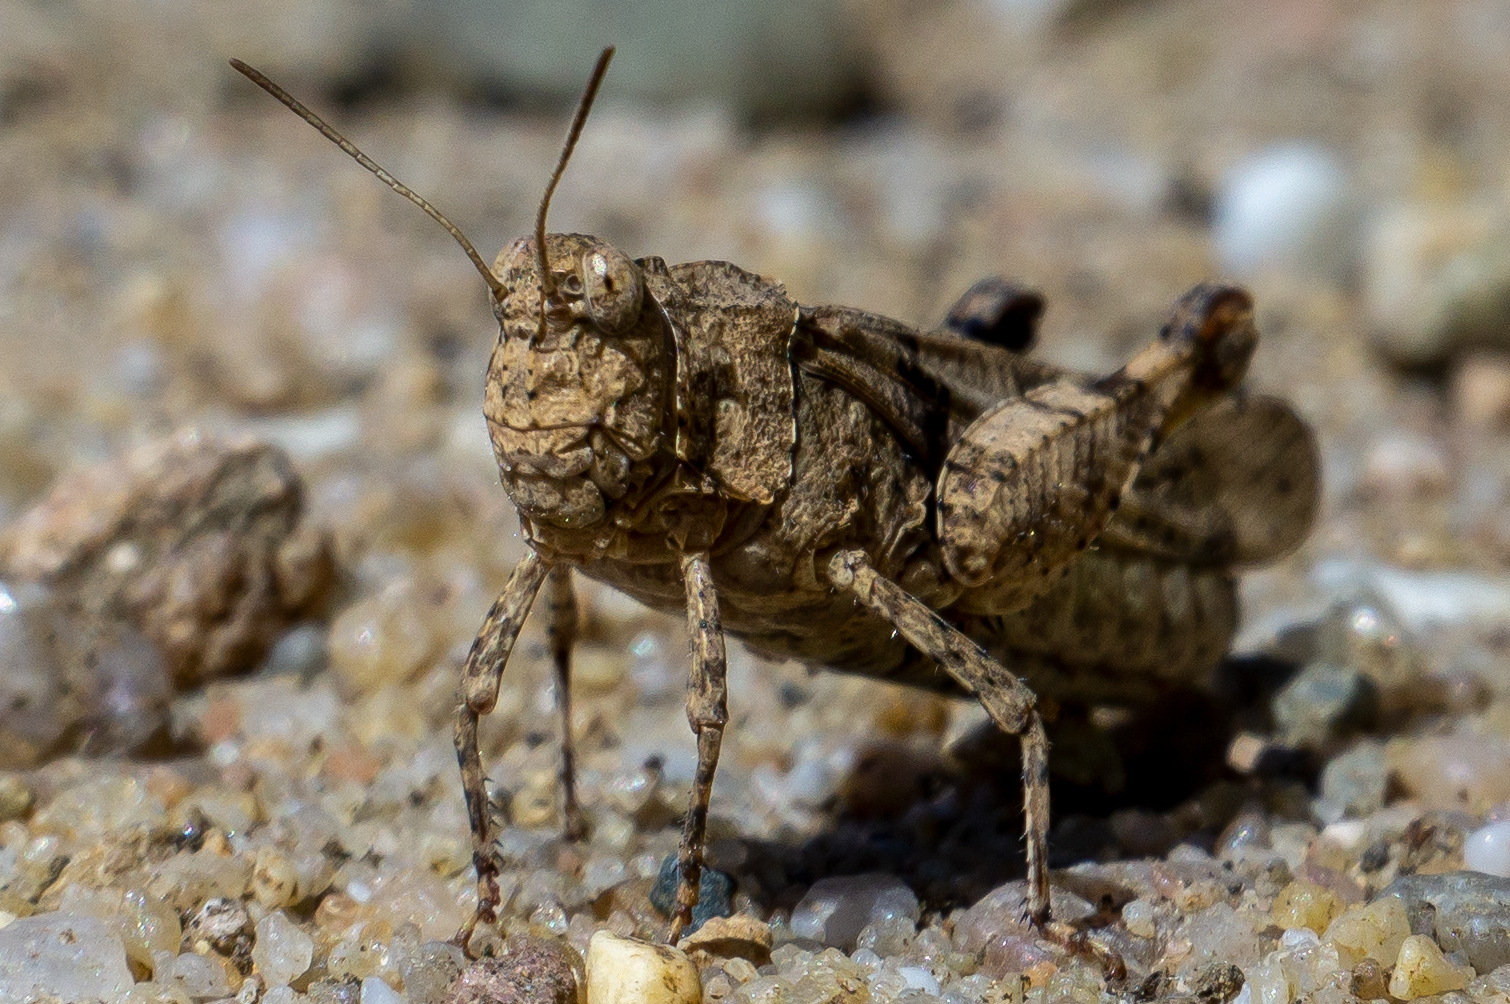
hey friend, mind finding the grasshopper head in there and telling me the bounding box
[484,234,674,532]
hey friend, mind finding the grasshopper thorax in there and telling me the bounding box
[484,234,676,534]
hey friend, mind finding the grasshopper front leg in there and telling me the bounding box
[668,551,729,944]
[452,549,552,954]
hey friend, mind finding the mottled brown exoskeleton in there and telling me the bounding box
[232,49,1319,962]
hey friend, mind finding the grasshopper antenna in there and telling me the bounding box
[229,58,509,302]
[535,46,615,332]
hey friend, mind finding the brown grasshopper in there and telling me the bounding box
[231,48,1319,959]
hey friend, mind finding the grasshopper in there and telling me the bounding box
[231,48,1319,960]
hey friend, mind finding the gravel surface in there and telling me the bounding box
[4,0,1510,1002]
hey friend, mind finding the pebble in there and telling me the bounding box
[1314,740,1388,824]
[648,854,733,934]
[362,976,405,1004]
[953,882,1092,955]
[1121,898,1157,939]
[399,939,465,1004]
[0,583,70,767]
[1467,820,1510,878]
[789,874,920,951]
[1388,733,1510,811]
[1212,144,1355,281]
[32,774,163,838]
[187,897,254,956]
[254,910,316,988]
[0,432,334,689]
[1388,934,1470,999]
[120,983,196,1004]
[328,578,442,694]
[0,773,33,821]
[0,912,135,1003]
[1271,881,1342,935]
[1270,662,1377,751]
[167,950,236,998]
[1365,200,1510,365]
[118,888,183,971]
[1382,871,1510,973]
[1322,895,1410,968]
[585,930,699,1004]
[1454,353,1510,429]
[443,936,579,1004]
[677,914,773,965]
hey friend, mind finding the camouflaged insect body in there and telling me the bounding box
[485,237,1314,706]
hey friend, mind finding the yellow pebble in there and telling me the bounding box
[1388,934,1469,1000]
[1323,896,1410,968]
[586,930,701,1004]
[1271,881,1342,934]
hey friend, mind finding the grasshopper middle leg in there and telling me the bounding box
[668,551,730,944]
[544,565,587,842]
[452,549,551,953]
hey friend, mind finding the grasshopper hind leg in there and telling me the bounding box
[826,549,1126,981]
[826,549,1052,924]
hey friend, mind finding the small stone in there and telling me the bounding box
[168,950,236,999]
[1453,353,1510,429]
[309,977,365,1004]
[789,875,919,951]
[584,931,699,1004]
[0,912,135,1003]
[445,936,580,1004]
[1389,735,1510,812]
[119,983,195,1004]
[187,897,254,957]
[362,976,405,1004]
[1323,896,1410,968]
[1351,958,1388,1000]
[0,432,333,688]
[953,881,1091,954]
[400,940,465,1004]
[1381,871,1510,972]
[0,773,33,821]
[1212,144,1356,282]
[1271,881,1342,935]
[1190,961,1245,1004]
[328,578,440,694]
[264,988,310,1004]
[32,774,162,838]
[1271,662,1377,751]
[649,855,733,935]
[1315,740,1388,823]
[573,645,628,693]
[253,910,315,988]
[1121,898,1157,939]
[117,888,183,972]
[1177,902,1263,973]
[1389,934,1470,999]
[254,845,302,908]
[1466,820,1510,878]
[679,914,773,965]
[1365,200,1510,366]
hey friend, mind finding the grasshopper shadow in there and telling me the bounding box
[722,655,1308,916]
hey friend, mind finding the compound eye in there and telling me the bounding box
[582,248,643,334]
